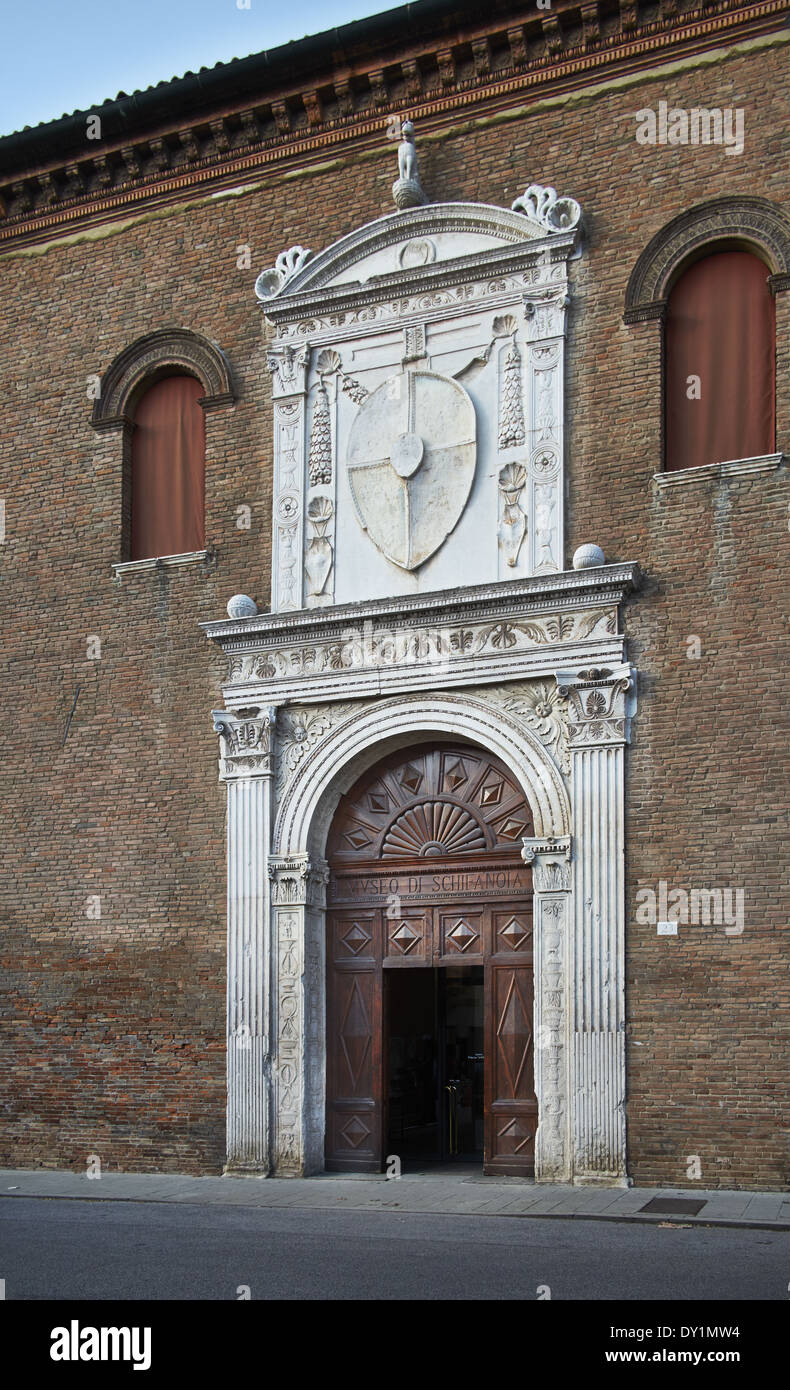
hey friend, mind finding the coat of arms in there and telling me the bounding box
[347,368,476,570]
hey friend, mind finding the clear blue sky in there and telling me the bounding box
[0,0,389,137]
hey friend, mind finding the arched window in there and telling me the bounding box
[664,250,775,473]
[130,373,206,561]
[91,328,234,570]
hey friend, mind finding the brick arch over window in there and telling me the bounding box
[91,327,234,427]
[623,197,790,324]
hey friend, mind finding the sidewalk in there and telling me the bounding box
[2,1167,788,1231]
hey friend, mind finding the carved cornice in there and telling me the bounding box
[201,564,641,704]
[1,2,785,248]
[204,563,641,644]
[212,705,276,779]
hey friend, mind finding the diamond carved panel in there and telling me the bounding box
[340,921,372,956]
[496,1116,535,1156]
[495,911,533,953]
[446,918,480,953]
[339,978,372,1091]
[389,919,423,955]
[495,972,533,1096]
[339,1114,371,1149]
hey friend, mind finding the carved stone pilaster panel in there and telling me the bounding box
[269,856,330,1174]
[268,345,310,612]
[273,902,303,1174]
[522,835,572,1182]
[526,332,564,576]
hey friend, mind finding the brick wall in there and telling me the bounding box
[1,30,788,1184]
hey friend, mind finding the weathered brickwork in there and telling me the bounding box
[1,5,788,1183]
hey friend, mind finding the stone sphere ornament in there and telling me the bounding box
[226,594,258,619]
[572,543,605,570]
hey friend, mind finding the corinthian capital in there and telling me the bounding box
[269,855,330,908]
[212,706,277,779]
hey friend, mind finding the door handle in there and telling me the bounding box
[445,1082,459,1154]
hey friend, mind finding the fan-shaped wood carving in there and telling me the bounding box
[328,744,532,863]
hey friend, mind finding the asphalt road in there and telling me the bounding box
[1,1197,787,1300]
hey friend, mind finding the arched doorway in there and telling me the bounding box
[325,741,537,1177]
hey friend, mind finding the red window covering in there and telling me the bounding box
[130,374,205,560]
[665,250,775,473]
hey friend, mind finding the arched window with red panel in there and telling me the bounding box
[664,249,775,473]
[130,373,206,561]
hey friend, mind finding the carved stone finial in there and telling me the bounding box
[254,245,313,302]
[512,183,581,232]
[392,120,427,210]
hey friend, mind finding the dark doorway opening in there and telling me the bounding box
[385,965,484,1168]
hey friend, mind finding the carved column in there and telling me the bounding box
[556,663,635,1183]
[212,706,277,1173]
[268,855,330,1175]
[521,836,572,1182]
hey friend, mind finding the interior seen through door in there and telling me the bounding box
[386,965,484,1166]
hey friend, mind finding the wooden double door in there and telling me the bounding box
[326,897,536,1175]
[325,744,537,1177]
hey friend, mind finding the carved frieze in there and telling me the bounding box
[205,566,638,708]
[221,605,619,698]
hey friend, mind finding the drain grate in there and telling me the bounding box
[640,1197,707,1216]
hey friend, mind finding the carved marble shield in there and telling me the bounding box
[347,368,476,570]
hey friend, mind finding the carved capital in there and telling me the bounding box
[522,836,572,892]
[212,705,277,779]
[269,855,330,908]
[264,342,311,397]
[555,663,635,747]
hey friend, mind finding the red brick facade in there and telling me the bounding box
[1,0,788,1186]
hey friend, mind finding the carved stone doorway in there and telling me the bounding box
[324,742,538,1177]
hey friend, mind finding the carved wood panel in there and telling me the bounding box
[485,959,537,1177]
[327,744,532,863]
[325,909,382,1171]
